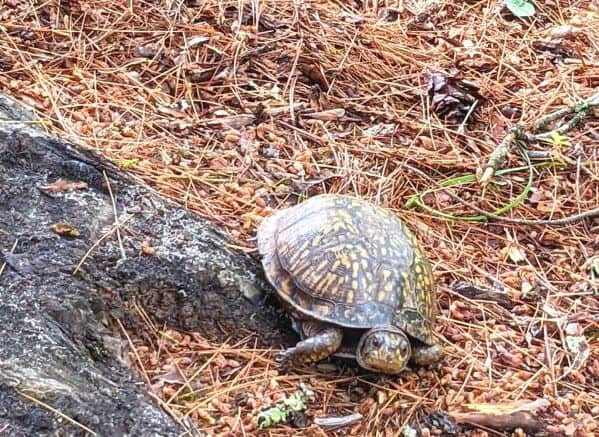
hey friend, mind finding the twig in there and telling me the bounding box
[457,99,480,136]
[479,91,599,184]
[103,171,126,261]
[314,413,363,428]
[534,91,599,131]
[479,130,518,184]
[72,214,134,275]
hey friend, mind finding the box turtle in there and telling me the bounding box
[257,194,443,374]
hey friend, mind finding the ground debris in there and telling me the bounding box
[1,0,598,435]
[257,384,314,429]
[449,399,550,433]
[427,71,484,125]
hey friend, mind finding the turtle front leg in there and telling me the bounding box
[276,321,343,370]
[411,343,444,366]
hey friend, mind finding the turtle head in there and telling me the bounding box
[356,327,411,374]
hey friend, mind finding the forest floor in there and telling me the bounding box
[1,1,598,435]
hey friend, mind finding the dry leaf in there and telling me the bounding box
[500,232,526,263]
[50,223,80,238]
[207,114,256,129]
[546,24,582,40]
[39,179,88,196]
[141,240,156,256]
[427,71,484,124]
[303,108,345,121]
[298,62,329,90]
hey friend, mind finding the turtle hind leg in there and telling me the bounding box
[276,321,343,370]
[411,343,444,366]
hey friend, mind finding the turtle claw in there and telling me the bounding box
[274,349,294,371]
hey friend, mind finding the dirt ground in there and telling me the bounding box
[0,1,597,435]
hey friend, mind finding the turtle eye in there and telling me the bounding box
[371,336,382,348]
[400,342,409,355]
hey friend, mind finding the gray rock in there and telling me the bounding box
[0,94,291,436]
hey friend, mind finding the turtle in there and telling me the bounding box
[256,194,443,375]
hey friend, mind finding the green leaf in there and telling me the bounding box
[256,385,313,429]
[540,130,571,147]
[505,0,536,17]
[257,407,287,429]
[118,158,140,169]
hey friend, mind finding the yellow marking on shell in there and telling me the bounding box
[352,280,358,290]
[350,252,357,261]
[365,272,373,282]
[286,239,310,265]
[414,264,423,274]
[381,247,387,256]
[332,221,344,232]
[346,290,354,303]
[384,282,393,293]
[318,305,330,316]
[311,234,323,246]
[352,263,360,279]
[316,259,329,273]
[320,272,337,291]
[341,255,352,268]
[377,290,388,301]
[361,259,368,269]
[331,260,341,272]
[295,252,315,270]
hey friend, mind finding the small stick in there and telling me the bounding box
[534,91,599,131]
[314,412,363,428]
[103,171,126,261]
[479,129,518,185]
[479,91,599,184]
[72,214,134,275]
[457,100,480,136]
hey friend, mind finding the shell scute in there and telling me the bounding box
[257,194,438,344]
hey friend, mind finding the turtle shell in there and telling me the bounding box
[257,194,437,345]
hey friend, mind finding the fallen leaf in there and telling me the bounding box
[427,71,484,124]
[303,108,345,121]
[546,24,582,40]
[39,179,88,196]
[500,232,526,263]
[298,61,329,90]
[50,223,80,238]
[141,240,156,256]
